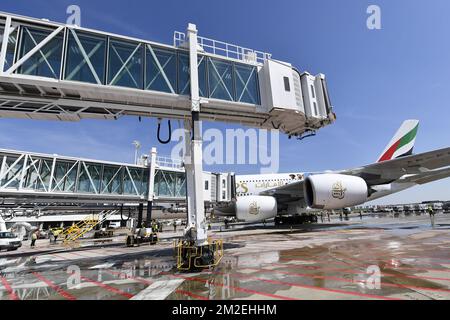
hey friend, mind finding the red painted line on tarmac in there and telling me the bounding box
[0,276,19,300]
[269,262,450,282]
[269,262,352,274]
[175,289,210,300]
[67,250,94,258]
[31,272,76,300]
[106,270,209,300]
[212,270,400,300]
[80,276,133,299]
[50,253,69,260]
[246,267,450,295]
[338,253,450,270]
[388,265,450,273]
[279,257,450,274]
[327,255,450,281]
[163,272,298,300]
[352,253,450,269]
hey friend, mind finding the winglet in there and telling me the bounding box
[377,120,419,162]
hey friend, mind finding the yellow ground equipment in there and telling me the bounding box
[126,228,158,247]
[174,239,223,271]
[60,210,118,244]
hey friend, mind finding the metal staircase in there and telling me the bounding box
[61,210,118,243]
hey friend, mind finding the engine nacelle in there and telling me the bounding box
[304,174,368,210]
[236,196,277,222]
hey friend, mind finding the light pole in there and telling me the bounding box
[132,140,141,164]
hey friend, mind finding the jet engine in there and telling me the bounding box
[236,196,277,222]
[304,174,368,209]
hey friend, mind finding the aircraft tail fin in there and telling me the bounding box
[377,120,419,162]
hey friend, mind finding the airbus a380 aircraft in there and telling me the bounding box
[214,120,450,222]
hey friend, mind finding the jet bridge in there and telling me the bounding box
[0,11,334,137]
[0,11,336,270]
[0,147,234,205]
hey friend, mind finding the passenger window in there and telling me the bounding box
[283,77,290,92]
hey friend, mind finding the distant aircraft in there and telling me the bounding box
[214,120,450,222]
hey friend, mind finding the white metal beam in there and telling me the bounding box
[0,15,12,73]
[186,23,207,245]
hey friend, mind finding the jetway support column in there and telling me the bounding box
[184,23,207,246]
[137,203,143,228]
[176,23,223,270]
[145,147,157,228]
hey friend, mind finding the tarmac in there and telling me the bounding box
[1,212,450,300]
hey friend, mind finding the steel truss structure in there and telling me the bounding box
[0,148,187,204]
[0,11,334,136]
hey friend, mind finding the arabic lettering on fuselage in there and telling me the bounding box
[236,173,304,193]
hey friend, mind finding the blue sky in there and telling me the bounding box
[1,0,450,204]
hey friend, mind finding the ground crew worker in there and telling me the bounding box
[173,221,177,232]
[49,229,55,243]
[30,232,37,247]
[427,205,435,228]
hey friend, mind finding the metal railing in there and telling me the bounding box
[156,155,183,169]
[174,31,271,64]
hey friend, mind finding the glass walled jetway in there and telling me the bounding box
[0,11,335,137]
[0,148,233,205]
[0,148,150,203]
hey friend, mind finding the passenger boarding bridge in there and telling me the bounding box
[0,11,336,263]
[0,147,233,205]
[0,11,334,137]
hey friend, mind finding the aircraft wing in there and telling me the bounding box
[396,166,450,185]
[259,147,450,205]
[260,179,305,203]
[340,147,450,186]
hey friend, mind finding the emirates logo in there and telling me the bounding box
[331,181,346,200]
[249,201,260,215]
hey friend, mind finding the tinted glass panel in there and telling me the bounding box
[36,160,52,191]
[175,172,186,197]
[123,167,144,195]
[0,25,17,72]
[284,76,290,92]
[177,52,190,95]
[53,161,77,192]
[78,163,101,193]
[0,157,21,188]
[145,45,176,93]
[65,31,106,84]
[18,27,63,78]
[198,55,207,98]
[208,58,234,101]
[177,53,207,97]
[235,63,260,104]
[101,166,123,194]
[108,40,143,89]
